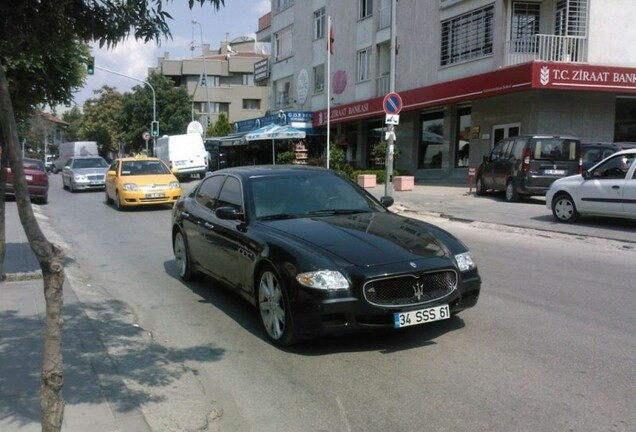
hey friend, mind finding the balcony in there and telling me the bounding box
[504,34,587,66]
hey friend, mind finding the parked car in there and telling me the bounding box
[3,158,49,204]
[475,135,582,202]
[546,148,636,223]
[105,156,182,210]
[581,142,636,171]
[171,165,481,347]
[61,156,110,192]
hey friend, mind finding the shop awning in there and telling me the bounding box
[244,124,306,142]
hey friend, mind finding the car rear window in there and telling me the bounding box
[530,138,579,161]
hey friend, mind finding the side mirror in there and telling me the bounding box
[107,170,116,176]
[482,155,489,163]
[171,168,179,175]
[216,206,244,220]
[582,170,590,179]
[380,196,394,208]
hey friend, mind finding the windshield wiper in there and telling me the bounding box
[307,209,371,215]
[259,213,300,220]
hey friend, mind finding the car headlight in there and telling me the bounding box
[455,252,476,272]
[122,183,139,191]
[296,270,349,290]
[73,174,88,181]
[168,181,180,189]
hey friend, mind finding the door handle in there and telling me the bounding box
[611,185,620,190]
[182,211,190,218]
[203,222,214,230]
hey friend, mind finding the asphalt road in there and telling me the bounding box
[37,174,636,432]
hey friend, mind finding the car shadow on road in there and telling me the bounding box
[163,259,467,354]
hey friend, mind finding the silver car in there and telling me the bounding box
[62,156,110,192]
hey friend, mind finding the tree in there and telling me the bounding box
[0,1,226,431]
[61,106,83,142]
[207,112,233,137]
[119,72,191,153]
[79,86,125,156]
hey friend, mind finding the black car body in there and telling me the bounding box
[171,165,480,346]
[476,135,582,201]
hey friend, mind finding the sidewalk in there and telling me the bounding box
[1,201,152,432]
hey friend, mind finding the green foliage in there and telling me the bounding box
[62,106,83,142]
[118,72,191,154]
[207,112,232,137]
[78,86,124,155]
[371,141,401,161]
[329,145,346,171]
[276,151,296,164]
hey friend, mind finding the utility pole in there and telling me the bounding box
[384,0,398,197]
[193,20,211,131]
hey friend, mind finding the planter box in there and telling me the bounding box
[357,174,376,188]
[394,176,414,191]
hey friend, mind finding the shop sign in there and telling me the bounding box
[534,63,636,92]
[254,58,270,82]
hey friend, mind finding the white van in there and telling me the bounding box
[53,141,99,173]
[155,133,208,179]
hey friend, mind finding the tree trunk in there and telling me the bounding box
[0,61,66,432]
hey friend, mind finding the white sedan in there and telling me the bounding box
[546,148,636,223]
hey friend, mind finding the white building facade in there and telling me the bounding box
[265,0,636,181]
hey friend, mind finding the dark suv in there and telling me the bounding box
[581,142,636,171]
[476,135,582,202]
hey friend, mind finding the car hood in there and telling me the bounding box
[72,167,108,175]
[262,212,452,267]
[124,174,179,186]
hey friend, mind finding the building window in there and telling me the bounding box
[274,77,292,108]
[201,74,220,87]
[314,7,326,40]
[455,107,471,168]
[441,4,494,66]
[555,0,588,37]
[275,0,293,12]
[314,64,325,93]
[243,99,261,110]
[419,111,445,169]
[359,0,373,19]
[242,74,255,86]
[511,2,540,53]
[274,26,293,61]
[357,48,370,82]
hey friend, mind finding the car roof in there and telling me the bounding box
[613,148,636,156]
[115,156,162,162]
[69,155,105,159]
[210,164,331,180]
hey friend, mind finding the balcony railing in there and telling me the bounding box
[504,34,587,66]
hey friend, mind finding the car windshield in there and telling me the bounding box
[530,138,579,161]
[72,158,109,169]
[250,172,384,219]
[120,160,170,176]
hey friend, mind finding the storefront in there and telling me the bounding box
[313,61,636,183]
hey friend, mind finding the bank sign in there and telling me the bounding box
[533,63,636,92]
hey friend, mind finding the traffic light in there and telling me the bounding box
[151,121,159,137]
[87,56,95,75]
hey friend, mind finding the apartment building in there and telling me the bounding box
[265,0,636,181]
[150,37,270,130]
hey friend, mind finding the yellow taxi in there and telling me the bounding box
[105,156,182,210]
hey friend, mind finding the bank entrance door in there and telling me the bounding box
[492,123,521,148]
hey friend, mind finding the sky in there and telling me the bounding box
[70,0,270,111]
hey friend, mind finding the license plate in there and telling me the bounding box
[90,181,101,185]
[394,305,450,328]
[544,169,565,175]
[174,161,186,166]
[26,175,33,181]
[146,192,165,198]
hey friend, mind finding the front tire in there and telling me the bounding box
[552,193,579,223]
[115,191,124,211]
[257,266,297,347]
[173,230,197,281]
[105,189,113,205]
[505,180,519,202]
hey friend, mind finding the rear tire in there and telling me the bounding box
[505,180,519,202]
[475,176,486,196]
[173,230,197,281]
[552,193,579,223]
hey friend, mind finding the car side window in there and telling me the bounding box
[512,139,525,159]
[593,154,635,179]
[196,175,225,210]
[502,140,514,159]
[491,141,507,161]
[216,176,243,213]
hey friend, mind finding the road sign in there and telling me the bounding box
[383,92,403,115]
[142,131,150,141]
[385,114,400,125]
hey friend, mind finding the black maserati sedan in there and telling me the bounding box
[171,165,480,347]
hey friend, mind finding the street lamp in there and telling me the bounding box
[192,20,211,130]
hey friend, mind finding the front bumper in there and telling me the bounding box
[290,273,481,337]
[119,189,181,207]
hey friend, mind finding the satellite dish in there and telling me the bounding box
[187,121,204,136]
